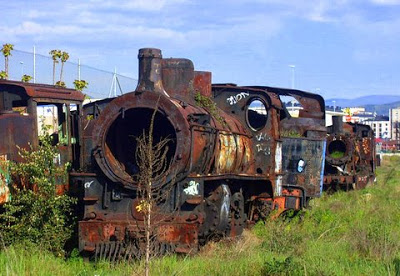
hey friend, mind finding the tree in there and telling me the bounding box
[134,98,175,276]
[0,71,7,80]
[55,81,66,88]
[73,79,88,91]
[21,74,32,83]
[49,49,62,85]
[1,43,14,80]
[59,51,69,83]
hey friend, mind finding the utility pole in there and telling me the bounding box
[20,61,24,75]
[78,58,81,81]
[33,46,36,83]
[289,64,295,89]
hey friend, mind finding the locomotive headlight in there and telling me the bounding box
[297,159,306,173]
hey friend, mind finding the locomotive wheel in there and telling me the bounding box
[228,191,245,237]
[199,184,231,244]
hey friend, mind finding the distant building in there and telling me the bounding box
[348,107,367,115]
[341,107,375,123]
[390,107,400,147]
[364,116,390,139]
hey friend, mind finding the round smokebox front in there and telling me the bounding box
[92,92,190,188]
[325,134,353,165]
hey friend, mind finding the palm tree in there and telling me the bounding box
[59,51,69,83]
[73,79,88,91]
[49,49,61,85]
[21,74,32,83]
[1,44,14,80]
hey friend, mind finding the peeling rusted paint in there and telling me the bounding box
[324,117,376,191]
[0,81,85,203]
[77,49,328,260]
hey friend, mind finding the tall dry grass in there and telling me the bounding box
[0,156,399,275]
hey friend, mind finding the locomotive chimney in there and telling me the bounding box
[332,116,343,134]
[136,48,167,95]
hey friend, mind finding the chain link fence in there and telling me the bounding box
[0,49,138,99]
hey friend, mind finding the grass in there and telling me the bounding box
[330,150,345,159]
[1,156,400,275]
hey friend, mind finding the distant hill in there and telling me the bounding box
[363,101,400,116]
[325,95,400,107]
[325,95,400,116]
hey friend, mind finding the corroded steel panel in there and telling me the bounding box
[0,113,36,162]
[0,80,85,102]
[324,118,376,191]
[281,138,326,197]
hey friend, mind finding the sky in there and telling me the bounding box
[1,0,400,99]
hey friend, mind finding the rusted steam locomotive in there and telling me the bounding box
[0,81,84,203]
[0,48,327,259]
[323,116,376,191]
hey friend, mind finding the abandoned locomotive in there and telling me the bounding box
[0,48,327,259]
[75,48,327,258]
[323,116,376,191]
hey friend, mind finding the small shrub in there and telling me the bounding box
[194,92,226,125]
[21,74,32,83]
[55,81,66,88]
[0,133,76,256]
[0,70,7,79]
[261,257,301,275]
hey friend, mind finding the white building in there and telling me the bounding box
[364,119,391,139]
[390,107,400,143]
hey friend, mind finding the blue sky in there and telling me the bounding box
[1,0,400,99]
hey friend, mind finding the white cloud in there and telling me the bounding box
[370,0,400,5]
[87,0,189,11]
[26,10,49,19]
[0,21,82,37]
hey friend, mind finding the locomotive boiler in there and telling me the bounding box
[323,116,376,191]
[72,48,327,259]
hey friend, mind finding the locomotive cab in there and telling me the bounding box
[0,80,84,204]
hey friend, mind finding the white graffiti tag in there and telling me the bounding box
[84,181,94,189]
[256,144,271,155]
[256,132,267,141]
[226,92,249,105]
[183,180,199,195]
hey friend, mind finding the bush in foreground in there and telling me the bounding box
[0,133,76,256]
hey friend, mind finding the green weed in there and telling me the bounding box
[1,156,400,275]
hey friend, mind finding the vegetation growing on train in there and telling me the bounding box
[330,150,345,159]
[194,91,225,125]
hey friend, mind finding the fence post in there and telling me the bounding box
[78,58,81,81]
